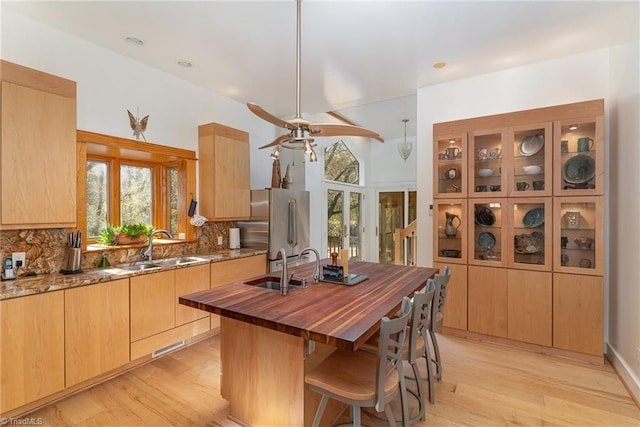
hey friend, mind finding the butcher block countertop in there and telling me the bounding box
[180,260,438,351]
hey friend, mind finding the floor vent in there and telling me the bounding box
[152,340,185,358]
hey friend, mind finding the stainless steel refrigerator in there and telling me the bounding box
[237,188,310,272]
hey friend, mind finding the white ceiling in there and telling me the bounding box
[3,1,638,140]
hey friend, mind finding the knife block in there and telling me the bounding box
[60,247,83,274]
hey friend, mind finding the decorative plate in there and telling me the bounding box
[474,206,496,226]
[518,134,545,157]
[522,207,545,228]
[477,231,496,249]
[562,154,595,184]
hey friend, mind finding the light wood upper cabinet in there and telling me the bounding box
[130,270,176,342]
[198,123,250,221]
[65,279,130,387]
[175,264,211,326]
[0,60,77,229]
[0,291,65,414]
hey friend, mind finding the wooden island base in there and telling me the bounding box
[221,317,344,426]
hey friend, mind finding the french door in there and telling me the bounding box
[326,185,363,261]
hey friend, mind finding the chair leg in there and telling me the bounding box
[429,329,442,381]
[352,405,362,427]
[422,333,435,404]
[398,370,410,427]
[410,361,426,421]
[312,395,329,427]
[384,404,398,427]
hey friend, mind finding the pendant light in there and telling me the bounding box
[397,119,412,162]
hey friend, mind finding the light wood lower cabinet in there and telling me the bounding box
[468,266,508,338]
[210,254,267,330]
[65,279,130,387]
[130,270,176,342]
[130,265,214,360]
[176,263,211,326]
[507,270,552,346]
[434,262,467,330]
[553,273,603,356]
[0,292,65,413]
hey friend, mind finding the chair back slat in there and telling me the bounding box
[431,267,452,330]
[408,283,436,364]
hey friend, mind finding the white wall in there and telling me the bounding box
[1,8,278,194]
[607,40,640,400]
[417,45,640,400]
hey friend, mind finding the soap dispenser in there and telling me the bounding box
[97,252,110,268]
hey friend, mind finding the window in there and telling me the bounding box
[324,140,359,184]
[78,131,197,246]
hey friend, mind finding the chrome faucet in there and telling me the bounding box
[300,247,320,283]
[279,248,290,296]
[140,229,174,263]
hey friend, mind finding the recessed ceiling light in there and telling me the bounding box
[433,62,447,69]
[569,124,578,130]
[125,36,144,46]
[177,60,193,68]
[449,139,456,144]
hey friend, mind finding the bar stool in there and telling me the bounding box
[427,267,452,387]
[305,297,412,427]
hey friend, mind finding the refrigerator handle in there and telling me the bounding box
[288,198,298,247]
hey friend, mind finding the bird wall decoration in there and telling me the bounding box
[127,109,149,141]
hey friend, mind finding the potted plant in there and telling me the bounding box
[97,223,154,246]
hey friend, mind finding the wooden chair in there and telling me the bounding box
[305,297,412,427]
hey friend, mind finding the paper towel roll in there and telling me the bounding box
[229,228,240,249]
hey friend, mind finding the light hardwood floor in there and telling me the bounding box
[26,334,640,426]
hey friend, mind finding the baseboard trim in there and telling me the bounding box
[606,343,640,406]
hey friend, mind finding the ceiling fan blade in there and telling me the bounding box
[308,123,384,142]
[247,102,297,131]
[258,134,292,150]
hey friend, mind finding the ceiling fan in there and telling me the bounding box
[247,0,384,161]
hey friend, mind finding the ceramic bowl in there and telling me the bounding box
[522,165,543,175]
[478,168,494,177]
[574,237,594,249]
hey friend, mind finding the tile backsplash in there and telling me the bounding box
[0,222,235,278]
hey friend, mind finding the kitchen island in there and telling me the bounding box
[180,260,438,426]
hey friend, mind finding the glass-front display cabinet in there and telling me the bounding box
[434,134,467,198]
[508,123,552,197]
[468,129,506,198]
[433,199,467,264]
[553,116,604,196]
[507,198,552,271]
[468,199,506,266]
[553,197,603,275]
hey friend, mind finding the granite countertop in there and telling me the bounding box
[0,248,266,301]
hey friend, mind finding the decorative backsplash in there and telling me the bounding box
[0,222,235,278]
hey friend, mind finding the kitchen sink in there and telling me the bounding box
[155,257,206,266]
[244,276,304,291]
[117,263,162,271]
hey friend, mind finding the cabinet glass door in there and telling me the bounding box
[433,199,467,264]
[469,130,506,198]
[509,123,552,197]
[507,198,551,271]
[434,134,467,197]
[553,116,604,196]
[468,199,506,266]
[553,197,603,275]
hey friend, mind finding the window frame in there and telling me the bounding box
[77,130,197,248]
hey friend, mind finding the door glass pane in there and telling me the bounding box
[349,192,362,261]
[327,189,344,257]
[120,165,153,225]
[378,192,404,264]
[86,160,109,238]
[408,191,417,223]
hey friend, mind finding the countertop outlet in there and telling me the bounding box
[217,236,223,245]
